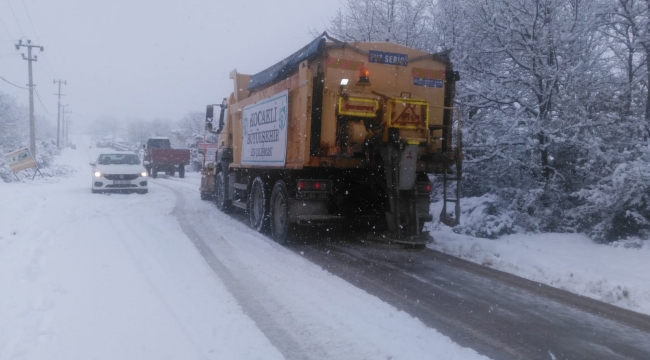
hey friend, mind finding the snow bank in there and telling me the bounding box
[428,199,650,315]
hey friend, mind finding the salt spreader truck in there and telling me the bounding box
[200,33,462,245]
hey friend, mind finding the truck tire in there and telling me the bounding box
[214,171,232,212]
[248,177,269,233]
[179,166,185,178]
[270,180,291,243]
[152,168,158,178]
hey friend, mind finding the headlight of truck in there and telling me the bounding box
[141,171,148,177]
[94,171,102,178]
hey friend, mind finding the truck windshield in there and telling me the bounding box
[98,154,141,165]
[148,139,171,149]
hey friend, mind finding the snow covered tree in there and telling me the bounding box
[326,0,434,50]
[0,93,24,154]
[325,0,650,240]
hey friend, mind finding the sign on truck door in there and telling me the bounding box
[241,90,288,167]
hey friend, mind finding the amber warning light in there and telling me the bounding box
[357,64,371,86]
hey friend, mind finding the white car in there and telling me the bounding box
[90,152,148,194]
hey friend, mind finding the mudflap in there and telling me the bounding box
[365,231,434,246]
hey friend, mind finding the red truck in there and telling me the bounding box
[143,137,190,178]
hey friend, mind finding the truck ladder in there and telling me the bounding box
[437,106,462,227]
[440,152,461,227]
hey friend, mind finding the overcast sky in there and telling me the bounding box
[0,0,340,127]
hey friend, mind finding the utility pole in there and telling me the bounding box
[61,104,68,146]
[66,117,71,143]
[15,39,44,157]
[54,79,66,148]
[64,108,72,144]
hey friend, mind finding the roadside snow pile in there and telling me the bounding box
[447,195,516,239]
[428,217,650,315]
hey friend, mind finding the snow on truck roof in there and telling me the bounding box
[247,34,325,91]
[246,32,453,92]
[149,137,170,140]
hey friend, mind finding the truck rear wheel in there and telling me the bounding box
[214,171,232,212]
[270,180,291,243]
[152,168,158,178]
[248,177,269,232]
[179,166,185,178]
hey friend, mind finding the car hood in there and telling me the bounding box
[95,164,145,175]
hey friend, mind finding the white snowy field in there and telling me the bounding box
[0,139,488,360]
[428,200,650,316]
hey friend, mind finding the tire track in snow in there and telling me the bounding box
[158,181,325,360]
[107,213,209,360]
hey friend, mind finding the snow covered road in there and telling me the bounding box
[0,141,487,360]
[3,139,649,360]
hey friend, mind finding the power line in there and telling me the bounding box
[19,0,57,78]
[20,0,38,39]
[0,74,27,89]
[34,87,52,116]
[0,13,15,40]
[5,0,25,36]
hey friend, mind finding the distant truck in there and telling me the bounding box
[143,137,190,178]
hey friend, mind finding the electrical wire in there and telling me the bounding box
[19,0,57,78]
[34,87,53,115]
[0,12,15,40]
[0,74,26,89]
[20,0,37,39]
[5,0,25,36]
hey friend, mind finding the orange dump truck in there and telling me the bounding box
[200,33,461,245]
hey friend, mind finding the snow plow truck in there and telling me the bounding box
[200,33,462,246]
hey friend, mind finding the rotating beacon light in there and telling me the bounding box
[357,63,371,86]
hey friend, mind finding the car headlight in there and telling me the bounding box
[94,171,102,178]
[141,171,148,177]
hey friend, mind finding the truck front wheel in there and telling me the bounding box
[248,177,269,233]
[270,180,291,243]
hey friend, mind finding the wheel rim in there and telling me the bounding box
[215,174,224,208]
[251,184,263,226]
[273,193,287,235]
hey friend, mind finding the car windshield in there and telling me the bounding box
[148,139,171,149]
[97,154,141,165]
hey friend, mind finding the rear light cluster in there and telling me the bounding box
[297,179,331,192]
[416,182,432,193]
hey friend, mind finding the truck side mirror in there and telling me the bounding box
[206,105,214,131]
[217,98,228,134]
[142,144,146,149]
